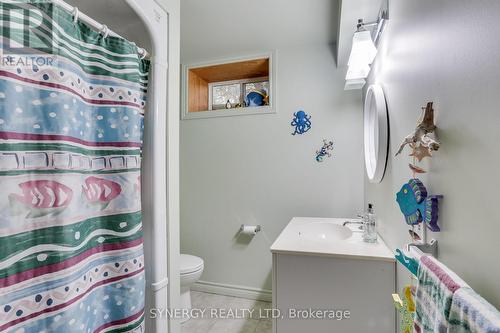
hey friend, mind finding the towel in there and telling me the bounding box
[414,256,469,333]
[448,287,500,333]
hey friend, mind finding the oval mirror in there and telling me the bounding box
[364,84,389,183]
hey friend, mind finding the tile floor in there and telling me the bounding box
[181,291,272,333]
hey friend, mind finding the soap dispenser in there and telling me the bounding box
[363,203,377,243]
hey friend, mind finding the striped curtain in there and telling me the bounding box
[0,2,149,332]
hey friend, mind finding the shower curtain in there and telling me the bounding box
[0,2,149,332]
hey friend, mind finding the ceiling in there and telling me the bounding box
[181,0,340,63]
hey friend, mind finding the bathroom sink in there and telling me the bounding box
[271,217,394,260]
[295,222,353,242]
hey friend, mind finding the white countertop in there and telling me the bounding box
[270,217,395,262]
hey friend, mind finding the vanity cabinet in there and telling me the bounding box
[271,217,396,333]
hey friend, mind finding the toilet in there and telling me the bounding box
[180,254,204,323]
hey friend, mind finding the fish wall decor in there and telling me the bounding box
[396,178,442,232]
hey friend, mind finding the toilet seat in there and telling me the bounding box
[180,254,204,275]
[179,254,204,324]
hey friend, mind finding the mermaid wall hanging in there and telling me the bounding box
[393,102,442,331]
[395,101,443,234]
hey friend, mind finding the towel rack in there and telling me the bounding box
[395,241,437,277]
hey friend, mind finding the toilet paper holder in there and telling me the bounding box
[239,224,262,235]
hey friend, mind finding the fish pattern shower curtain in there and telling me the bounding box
[0,2,149,332]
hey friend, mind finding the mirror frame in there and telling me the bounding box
[364,84,389,183]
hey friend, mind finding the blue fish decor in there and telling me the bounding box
[291,111,311,135]
[316,140,334,162]
[396,179,442,232]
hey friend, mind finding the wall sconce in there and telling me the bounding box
[345,6,389,91]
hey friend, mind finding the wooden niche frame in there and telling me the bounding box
[181,52,277,120]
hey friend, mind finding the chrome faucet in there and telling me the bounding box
[343,214,365,229]
[342,220,363,227]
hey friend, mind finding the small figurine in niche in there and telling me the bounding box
[396,102,440,162]
[396,178,442,232]
[225,100,232,109]
[245,89,268,107]
[291,110,312,135]
[315,140,334,162]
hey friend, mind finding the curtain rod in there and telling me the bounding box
[52,0,150,59]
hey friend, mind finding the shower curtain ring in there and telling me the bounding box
[100,25,109,38]
[139,48,147,60]
[72,7,79,24]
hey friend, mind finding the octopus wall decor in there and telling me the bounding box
[290,110,311,135]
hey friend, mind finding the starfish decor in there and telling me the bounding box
[410,144,432,162]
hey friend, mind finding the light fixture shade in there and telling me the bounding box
[344,30,378,90]
[345,78,366,90]
[346,63,371,80]
[348,30,378,66]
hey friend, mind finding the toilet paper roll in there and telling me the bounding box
[239,224,261,236]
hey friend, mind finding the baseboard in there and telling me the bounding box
[192,280,272,302]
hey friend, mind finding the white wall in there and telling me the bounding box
[365,0,500,308]
[180,0,364,291]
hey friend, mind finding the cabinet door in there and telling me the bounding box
[274,254,395,333]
